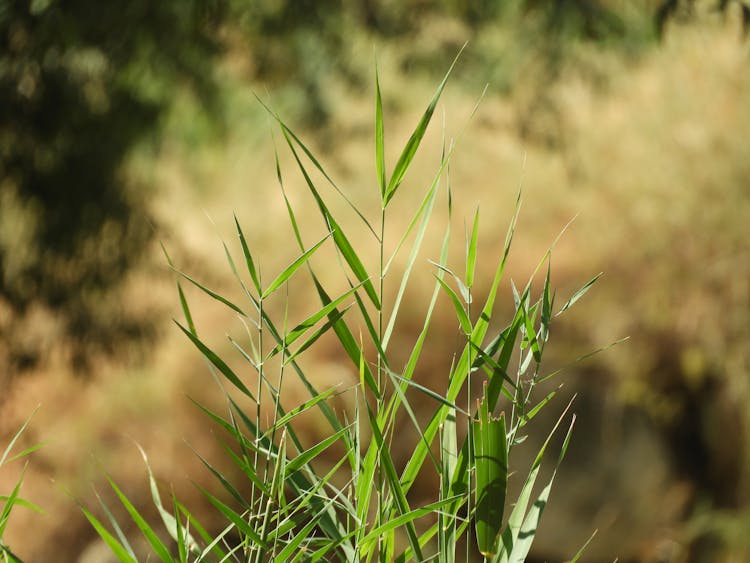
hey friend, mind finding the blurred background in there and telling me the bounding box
[1,1,749,561]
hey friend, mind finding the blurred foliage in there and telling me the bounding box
[0,0,686,378]
[229,1,658,127]
[0,0,225,374]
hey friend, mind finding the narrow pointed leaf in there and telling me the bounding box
[435,276,472,334]
[496,400,575,562]
[235,215,261,294]
[556,273,602,317]
[1,408,39,467]
[93,489,136,557]
[107,477,172,562]
[360,496,460,547]
[176,322,255,400]
[311,277,379,397]
[266,283,360,359]
[466,207,480,288]
[0,474,25,536]
[176,282,196,336]
[262,233,331,299]
[258,95,377,236]
[81,507,138,563]
[365,407,424,560]
[382,159,442,349]
[388,371,468,415]
[507,416,576,563]
[281,129,381,309]
[286,425,350,475]
[137,445,200,554]
[384,45,465,206]
[570,529,598,563]
[173,269,246,317]
[197,485,268,548]
[541,260,553,342]
[375,64,386,197]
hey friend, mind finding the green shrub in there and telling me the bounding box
[83,54,599,562]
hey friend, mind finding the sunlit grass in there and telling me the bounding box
[82,55,601,562]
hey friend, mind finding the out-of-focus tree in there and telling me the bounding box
[0,0,697,379]
[0,0,225,376]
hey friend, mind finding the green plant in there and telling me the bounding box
[84,54,600,562]
[0,409,43,563]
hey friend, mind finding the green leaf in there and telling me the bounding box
[190,440,264,507]
[540,260,554,342]
[197,485,268,549]
[521,303,542,364]
[1,407,39,467]
[179,503,229,561]
[0,472,24,537]
[173,268,247,317]
[383,44,465,207]
[107,477,172,562]
[259,96,377,237]
[272,493,339,563]
[495,399,576,563]
[383,370,441,475]
[281,129,381,309]
[556,273,602,317]
[137,445,200,555]
[438,410,459,560]
[375,62,386,197]
[522,388,559,427]
[286,425,351,475]
[506,416,576,563]
[266,284,361,359]
[431,261,471,304]
[364,406,424,561]
[260,387,337,441]
[382,157,442,349]
[466,207,480,289]
[435,275,472,334]
[355,413,379,547]
[92,488,137,558]
[176,322,256,400]
[262,233,331,299]
[311,277,379,398]
[81,507,138,563]
[0,495,42,513]
[473,388,508,558]
[360,496,460,547]
[235,215,262,294]
[176,282,196,336]
[388,370,468,416]
[570,529,598,563]
[172,496,187,563]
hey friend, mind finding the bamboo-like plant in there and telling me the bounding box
[85,52,600,562]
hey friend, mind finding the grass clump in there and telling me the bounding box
[84,54,600,562]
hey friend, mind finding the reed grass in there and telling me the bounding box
[82,53,599,562]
